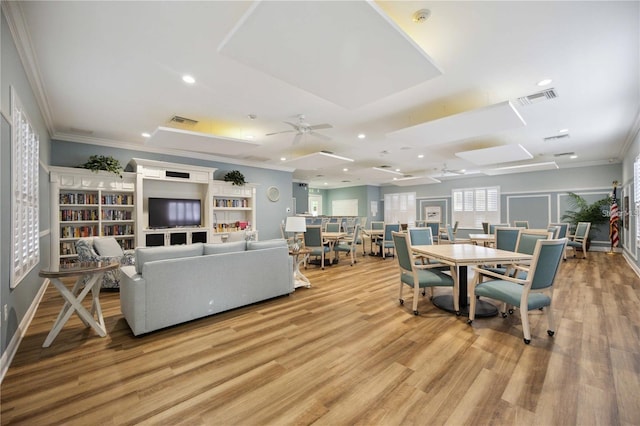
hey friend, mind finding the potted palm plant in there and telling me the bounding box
[561,192,611,247]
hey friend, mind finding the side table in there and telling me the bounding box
[289,248,311,289]
[39,261,119,347]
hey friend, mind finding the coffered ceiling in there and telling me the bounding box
[4,1,639,188]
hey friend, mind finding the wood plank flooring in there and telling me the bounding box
[2,250,639,425]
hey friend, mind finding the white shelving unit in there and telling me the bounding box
[211,181,257,242]
[50,166,137,265]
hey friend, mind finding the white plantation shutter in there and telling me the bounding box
[635,156,640,248]
[384,192,416,225]
[452,186,500,228]
[11,88,40,287]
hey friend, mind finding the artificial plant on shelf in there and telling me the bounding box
[79,155,123,178]
[223,170,246,186]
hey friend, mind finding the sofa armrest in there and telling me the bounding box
[119,265,147,336]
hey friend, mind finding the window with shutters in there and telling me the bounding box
[635,155,640,248]
[384,192,416,225]
[452,186,500,228]
[11,88,40,288]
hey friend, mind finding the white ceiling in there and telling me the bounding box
[5,1,639,188]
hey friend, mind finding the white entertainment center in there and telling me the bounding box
[50,159,257,266]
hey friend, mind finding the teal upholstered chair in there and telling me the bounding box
[548,223,569,239]
[334,225,360,266]
[495,227,521,252]
[488,223,510,234]
[469,238,567,344]
[483,229,552,278]
[75,237,135,290]
[442,224,470,244]
[376,223,400,259]
[567,222,591,259]
[392,231,458,316]
[303,225,330,270]
[325,222,341,232]
[439,221,459,241]
[513,220,529,228]
[425,222,440,244]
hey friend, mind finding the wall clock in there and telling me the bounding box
[267,186,280,202]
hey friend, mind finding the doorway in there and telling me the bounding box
[309,195,322,216]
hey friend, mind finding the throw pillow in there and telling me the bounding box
[93,238,124,257]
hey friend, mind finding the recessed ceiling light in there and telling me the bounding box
[245,134,254,139]
[537,78,552,86]
[324,182,328,186]
[141,132,151,138]
[343,168,349,172]
[570,155,578,159]
[182,74,196,84]
[418,154,424,159]
[395,168,401,172]
[357,133,366,139]
[559,128,569,133]
[280,157,286,161]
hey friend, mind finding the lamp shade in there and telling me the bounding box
[285,216,307,233]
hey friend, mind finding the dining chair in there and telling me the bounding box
[425,222,440,244]
[483,228,553,279]
[75,237,135,290]
[488,223,511,234]
[325,222,341,232]
[392,231,458,316]
[303,225,330,270]
[414,220,426,228]
[547,225,560,238]
[439,221,459,241]
[494,227,521,252]
[407,227,450,298]
[441,224,470,244]
[469,238,567,344]
[334,225,360,266]
[548,222,570,260]
[364,221,385,255]
[376,223,400,258]
[567,221,591,259]
[482,222,489,233]
[513,220,529,228]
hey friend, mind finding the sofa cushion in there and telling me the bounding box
[203,240,246,255]
[135,243,203,274]
[246,239,288,250]
[94,237,124,257]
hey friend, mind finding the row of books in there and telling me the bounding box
[102,194,134,205]
[102,224,134,236]
[60,192,99,205]
[102,209,133,220]
[60,209,99,221]
[61,225,98,238]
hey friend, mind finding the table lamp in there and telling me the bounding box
[285,216,307,252]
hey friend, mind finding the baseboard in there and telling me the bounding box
[0,279,49,384]
[623,251,640,278]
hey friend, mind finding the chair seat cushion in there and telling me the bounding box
[475,280,550,310]
[566,240,583,247]
[309,246,330,255]
[401,269,454,289]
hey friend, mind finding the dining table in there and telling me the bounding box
[468,233,495,246]
[411,243,533,317]
[323,231,347,263]
[361,228,384,256]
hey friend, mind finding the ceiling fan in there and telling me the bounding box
[266,114,332,145]
[439,163,466,175]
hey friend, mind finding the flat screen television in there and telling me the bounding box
[148,197,201,228]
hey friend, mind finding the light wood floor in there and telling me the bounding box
[2,250,639,425]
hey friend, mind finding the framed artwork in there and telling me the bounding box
[425,206,441,223]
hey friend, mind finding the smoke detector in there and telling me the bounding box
[413,9,431,23]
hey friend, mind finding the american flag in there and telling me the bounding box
[610,184,619,248]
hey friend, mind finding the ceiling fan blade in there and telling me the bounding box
[309,131,331,141]
[292,133,303,145]
[266,130,296,136]
[308,123,332,130]
[283,121,300,129]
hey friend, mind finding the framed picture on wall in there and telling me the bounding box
[425,206,441,223]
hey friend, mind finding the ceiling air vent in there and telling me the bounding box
[169,115,198,126]
[544,133,570,142]
[517,88,559,106]
[553,152,575,157]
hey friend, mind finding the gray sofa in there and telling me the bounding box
[119,239,293,336]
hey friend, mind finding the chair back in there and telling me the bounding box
[371,221,384,231]
[391,231,413,273]
[573,222,591,242]
[489,223,510,234]
[414,220,426,228]
[528,239,567,290]
[383,223,401,241]
[547,226,560,238]
[513,220,529,228]
[349,224,361,245]
[494,227,521,251]
[425,222,439,241]
[482,222,489,233]
[446,224,456,242]
[325,222,341,232]
[516,229,553,255]
[408,227,434,246]
[359,217,367,230]
[452,221,459,233]
[548,223,569,238]
[304,225,324,248]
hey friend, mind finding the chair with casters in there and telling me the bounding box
[548,222,570,259]
[547,225,560,238]
[441,224,471,244]
[325,222,341,233]
[439,221,459,241]
[376,223,400,258]
[513,220,529,228]
[75,237,135,290]
[482,228,552,278]
[488,223,511,235]
[303,225,330,270]
[392,231,458,316]
[567,221,591,259]
[425,222,440,244]
[468,238,567,344]
[334,225,360,266]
